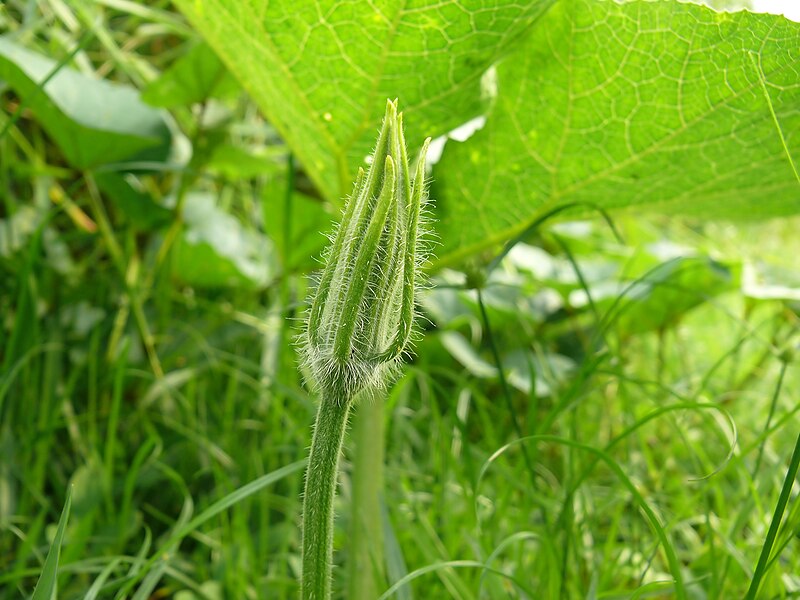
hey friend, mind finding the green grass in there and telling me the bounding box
[2,1,800,598]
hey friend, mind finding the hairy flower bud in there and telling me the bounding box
[305,99,430,398]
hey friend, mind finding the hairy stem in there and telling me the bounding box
[302,385,352,600]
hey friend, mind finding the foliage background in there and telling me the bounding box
[1,0,799,598]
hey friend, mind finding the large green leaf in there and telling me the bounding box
[172,0,555,202]
[433,0,800,267]
[0,37,171,169]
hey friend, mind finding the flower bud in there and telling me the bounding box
[305,99,430,398]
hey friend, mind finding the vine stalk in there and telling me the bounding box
[301,383,352,600]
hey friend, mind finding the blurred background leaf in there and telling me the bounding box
[0,37,171,169]
[172,193,275,289]
[142,41,237,108]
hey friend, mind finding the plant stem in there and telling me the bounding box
[348,396,385,599]
[302,385,352,600]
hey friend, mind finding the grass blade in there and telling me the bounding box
[31,486,72,600]
[744,432,800,600]
[377,560,533,600]
[84,558,121,600]
[116,459,305,597]
[476,435,687,600]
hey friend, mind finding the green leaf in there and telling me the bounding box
[743,260,800,301]
[93,173,171,230]
[207,144,284,180]
[0,37,171,169]
[439,331,574,397]
[440,331,497,379]
[261,184,332,273]
[588,256,736,337]
[142,41,237,107]
[171,193,275,289]
[31,487,72,600]
[434,1,800,267]
[172,0,555,202]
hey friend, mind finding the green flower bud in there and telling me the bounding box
[305,99,431,398]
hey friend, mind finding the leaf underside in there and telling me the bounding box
[172,0,556,203]
[433,0,800,265]
[173,0,800,268]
